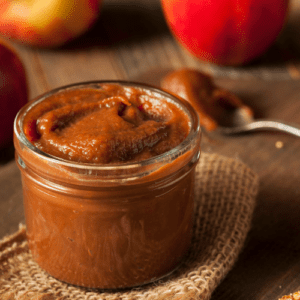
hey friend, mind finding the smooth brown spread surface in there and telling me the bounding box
[23,84,190,164]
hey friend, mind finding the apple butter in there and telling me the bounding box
[14,81,201,289]
[161,69,253,131]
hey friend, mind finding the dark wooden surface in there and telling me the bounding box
[1,0,300,299]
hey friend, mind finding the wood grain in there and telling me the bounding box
[1,0,300,299]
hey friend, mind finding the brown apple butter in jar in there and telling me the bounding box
[14,81,201,289]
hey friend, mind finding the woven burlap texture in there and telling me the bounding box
[0,152,259,300]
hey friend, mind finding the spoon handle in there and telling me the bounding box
[218,120,300,137]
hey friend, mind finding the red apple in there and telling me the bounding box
[161,0,289,65]
[0,39,28,147]
[0,0,100,48]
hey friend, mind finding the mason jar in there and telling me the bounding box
[14,81,201,289]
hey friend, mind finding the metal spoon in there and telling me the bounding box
[215,107,300,137]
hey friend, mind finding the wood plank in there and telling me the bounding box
[0,161,24,239]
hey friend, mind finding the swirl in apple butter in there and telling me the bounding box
[23,83,190,164]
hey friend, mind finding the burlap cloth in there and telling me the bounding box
[0,152,259,300]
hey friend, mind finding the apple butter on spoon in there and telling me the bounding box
[161,68,253,132]
[161,69,300,137]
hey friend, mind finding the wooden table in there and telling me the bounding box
[1,0,300,299]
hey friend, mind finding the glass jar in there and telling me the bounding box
[14,81,201,289]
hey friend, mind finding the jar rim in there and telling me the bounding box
[14,80,201,171]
